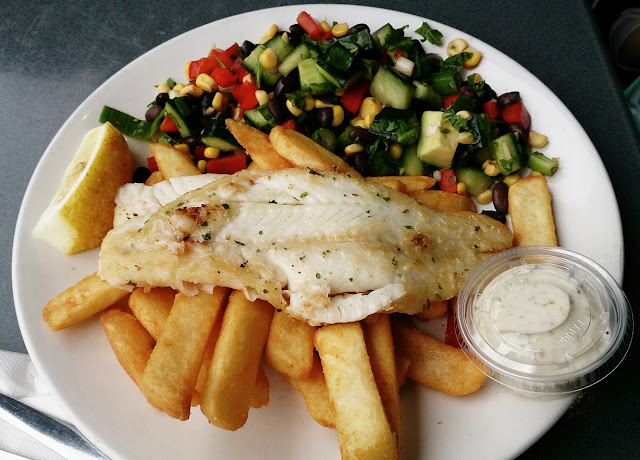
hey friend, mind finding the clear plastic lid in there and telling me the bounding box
[456,246,634,398]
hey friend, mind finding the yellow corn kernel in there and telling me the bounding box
[212,92,224,110]
[331,105,345,127]
[456,110,472,121]
[259,48,279,70]
[482,160,501,177]
[286,99,303,116]
[174,144,190,155]
[282,32,290,44]
[476,189,493,205]
[232,107,243,121]
[363,114,375,129]
[303,94,315,111]
[389,143,403,160]
[457,132,475,144]
[319,20,332,32]
[197,160,207,173]
[204,147,220,159]
[180,84,204,98]
[314,99,333,109]
[528,130,549,148]
[332,23,349,38]
[359,96,383,121]
[205,107,215,116]
[195,73,217,93]
[473,73,484,84]
[173,83,185,91]
[529,170,543,177]
[156,83,171,94]
[447,38,469,56]
[456,182,467,196]
[503,173,521,187]
[259,24,279,44]
[350,116,366,128]
[255,90,270,106]
[344,143,364,156]
[462,47,483,69]
[184,61,192,79]
[242,73,255,84]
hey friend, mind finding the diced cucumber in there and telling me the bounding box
[298,58,337,95]
[242,44,281,87]
[413,80,442,109]
[370,65,415,110]
[399,144,424,176]
[491,132,523,175]
[243,103,278,132]
[164,97,199,137]
[428,69,462,96]
[201,118,240,151]
[453,166,492,196]
[264,34,294,61]
[371,23,395,48]
[279,43,311,76]
[416,111,460,169]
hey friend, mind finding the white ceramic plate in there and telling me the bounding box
[12,5,623,460]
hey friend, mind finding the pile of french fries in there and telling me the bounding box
[42,119,558,459]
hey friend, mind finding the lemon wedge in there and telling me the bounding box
[33,122,132,255]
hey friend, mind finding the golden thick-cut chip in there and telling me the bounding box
[414,299,448,320]
[144,170,164,185]
[43,272,129,331]
[269,125,360,176]
[509,175,558,246]
[250,363,270,409]
[191,312,224,407]
[395,354,411,388]
[265,310,316,380]
[362,315,402,452]
[226,119,293,170]
[365,177,407,193]
[200,291,274,431]
[128,287,175,340]
[283,354,335,428]
[315,323,398,460]
[408,189,476,213]
[392,320,485,396]
[367,175,436,193]
[149,143,200,178]
[140,287,229,420]
[101,309,155,387]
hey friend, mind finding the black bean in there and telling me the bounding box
[316,107,333,128]
[497,91,520,108]
[155,92,169,107]
[348,151,373,176]
[200,92,215,108]
[455,145,473,165]
[132,167,151,184]
[274,75,297,98]
[267,98,283,121]
[144,105,163,122]
[348,127,373,143]
[240,40,256,56]
[346,23,369,36]
[508,122,529,143]
[289,24,305,38]
[214,105,232,119]
[184,135,201,153]
[492,182,509,215]
[481,210,506,224]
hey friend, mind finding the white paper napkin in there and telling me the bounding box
[0,350,68,460]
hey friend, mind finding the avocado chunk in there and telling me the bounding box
[416,111,460,169]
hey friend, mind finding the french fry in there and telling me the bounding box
[270,125,361,176]
[149,143,200,178]
[414,299,448,321]
[200,291,274,430]
[191,311,224,407]
[392,319,486,396]
[508,175,558,246]
[251,363,270,409]
[128,287,175,340]
[395,353,411,388]
[265,310,316,380]
[101,309,155,387]
[140,287,229,420]
[367,175,436,193]
[315,323,398,460]
[144,170,164,185]
[283,354,335,428]
[408,189,476,213]
[43,272,129,331]
[226,119,293,170]
[362,314,402,452]
[365,177,407,193]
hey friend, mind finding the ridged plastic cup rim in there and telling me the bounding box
[456,246,634,398]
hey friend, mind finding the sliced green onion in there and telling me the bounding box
[528,152,559,176]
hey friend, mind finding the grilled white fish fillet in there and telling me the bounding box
[99,169,512,325]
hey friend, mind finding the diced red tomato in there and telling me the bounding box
[393,49,405,59]
[159,116,178,133]
[443,94,459,109]
[481,100,501,120]
[193,144,207,161]
[146,156,158,172]
[297,11,332,41]
[444,301,464,348]
[231,58,250,82]
[340,79,371,113]
[281,119,296,130]
[232,80,259,109]
[439,168,457,193]
[212,67,237,88]
[501,101,531,129]
[208,44,239,69]
[206,152,248,174]
[188,57,220,80]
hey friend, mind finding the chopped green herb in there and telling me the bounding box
[414,21,443,46]
[203,232,212,241]
[221,203,229,209]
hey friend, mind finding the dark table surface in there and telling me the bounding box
[2,0,639,458]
